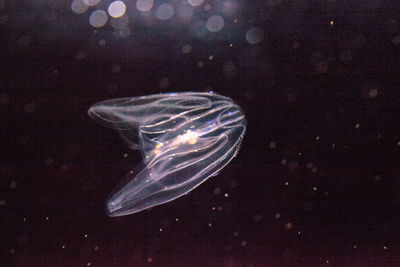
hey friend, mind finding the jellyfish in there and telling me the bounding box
[88,92,246,216]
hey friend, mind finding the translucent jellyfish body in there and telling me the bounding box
[88,92,246,216]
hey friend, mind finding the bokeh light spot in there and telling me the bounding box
[108,1,126,18]
[182,44,192,54]
[190,20,207,38]
[245,27,264,45]
[136,0,154,12]
[89,10,108,28]
[83,0,100,7]
[188,0,204,7]
[156,3,174,20]
[71,0,88,14]
[206,15,224,32]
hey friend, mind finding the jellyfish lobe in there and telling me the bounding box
[88,92,246,216]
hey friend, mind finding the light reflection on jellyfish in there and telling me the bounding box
[88,92,246,216]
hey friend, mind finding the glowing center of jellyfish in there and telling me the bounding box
[176,130,198,145]
[153,130,198,155]
[88,92,246,216]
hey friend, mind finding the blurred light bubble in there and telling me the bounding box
[89,10,108,28]
[245,27,264,45]
[0,199,6,206]
[188,0,203,7]
[368,88,378,98]
[285,222,293,231]
[197,61,204,68]
[71,0,88,14]
[190,20,207,38]
[177,3,193,21]
[83,0,100,6]
[206,15,224,32]
[99,39,106,45]
[204,4,211,11]
[393,35,400,45]
[136,0,154,12]
[269,141,276,148]
[156,3,174,20]
[108,1,126,18]
[9,181,17,189]
[223,0,237,16]
[182,44,192,54]
[24,102,36,114]
[76,51,86,60]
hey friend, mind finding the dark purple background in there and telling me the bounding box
[2,0,400,265]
